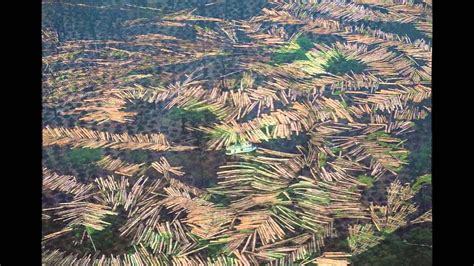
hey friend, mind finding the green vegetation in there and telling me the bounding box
[412,174,431,192]
[318,152,327,167]
[72,214,129,252]
[340,100,348,108]
[276,187,296,201]
[64,148,103,167]
[86,225,97,236]
[322,53,367,75]
[109,50,129,59]
[265,251,287,259]
[357,175,375,188]
[295,36,315,51]
[193,25,213,33]
[270,36,314,65]
[191,235,229,257]
[405,116,431,177]
[206,193,231,207]
[351,226,432,266]
[389,150,409,162]
[367,131,390,140]
[330,146,343,154]
[55,75,67,81]
[409,140,431,175]
[367,131,409,173]
[65,51,81,61]
[168,106,215,134]
[271,49,309,65]
[125,150,149,164]
[155,231,173,240]
[42,1,432,264]
[126,245,137,255]
[312,192,331,205]
[206,242,228,258]
[389,150,410,173]
[169,106,216,126]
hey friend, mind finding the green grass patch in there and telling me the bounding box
[389,150,409,162]
[357,175,375,188]
[270,36,314,65]
[271,49,309,64]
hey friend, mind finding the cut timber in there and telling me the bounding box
[43,126,195,151]
[315,252,351,266]
[96,155,146,176]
